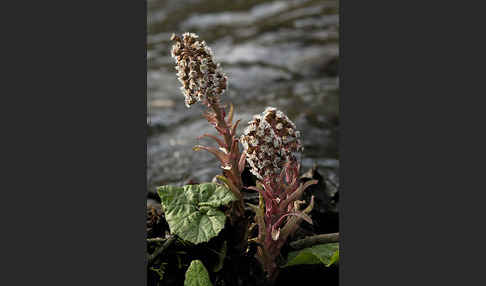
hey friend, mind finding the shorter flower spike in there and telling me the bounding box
[240,107,303,180]
[243,136,316,282]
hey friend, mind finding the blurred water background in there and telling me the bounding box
[147,0,339,192]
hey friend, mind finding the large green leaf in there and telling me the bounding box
[284,243,339,267]
[184,260,213,286]
[157,183,237,244]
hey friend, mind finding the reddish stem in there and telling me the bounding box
[209,102,243,191]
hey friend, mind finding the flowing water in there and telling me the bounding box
[147,0,339,192]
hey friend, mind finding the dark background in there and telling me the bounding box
[2,0,485,285]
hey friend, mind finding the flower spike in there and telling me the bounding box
[241,108,314,282]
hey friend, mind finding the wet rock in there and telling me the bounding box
[147,0,339,193]
[181,1,291,30]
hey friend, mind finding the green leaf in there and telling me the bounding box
[157,183,237,244]
[327,249,339,267]
[284,243,339,267]
[184,260,213,286]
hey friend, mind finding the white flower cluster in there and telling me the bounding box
[240,107,302,180]
[170,33,228,108]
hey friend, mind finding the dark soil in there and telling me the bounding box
[147,166,339,286]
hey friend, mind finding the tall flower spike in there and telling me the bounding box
[170,33,228,108]
[170,32,244,200]
[240,107,303,180]
[170,33,248,254]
